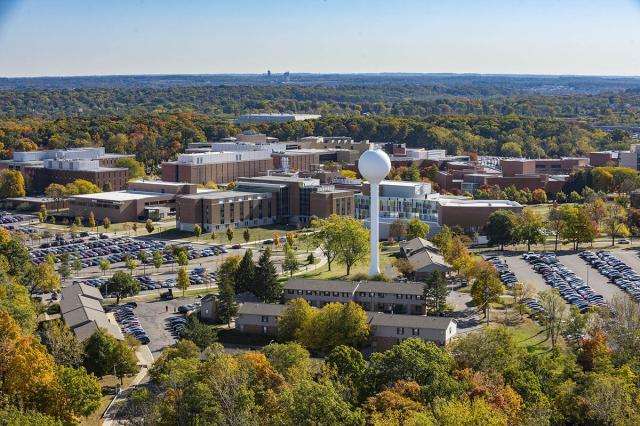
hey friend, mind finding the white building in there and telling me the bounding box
[237,113,321,124]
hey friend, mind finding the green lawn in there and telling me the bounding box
[157,225,305,244]
[298,247,398,281]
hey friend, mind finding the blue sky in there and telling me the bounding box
[0,0,639,77]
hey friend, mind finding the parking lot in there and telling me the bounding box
[129,297,201,355]
[556,253,626,303]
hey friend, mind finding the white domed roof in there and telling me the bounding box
[358,147,391,183]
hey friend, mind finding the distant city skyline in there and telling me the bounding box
[0,0,639,77]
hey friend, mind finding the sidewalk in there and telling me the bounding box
[101,366,148,426]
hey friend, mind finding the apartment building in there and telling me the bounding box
[282,279,426,315]
[234,302,456,348]
[235,303,285,336]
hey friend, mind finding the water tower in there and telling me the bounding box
[358,145,391,275]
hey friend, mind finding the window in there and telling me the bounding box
[261,316,268,323]
[332,292,339,297]
[262,326,268,335]
[397,327,405,335]
[412,328,420,336]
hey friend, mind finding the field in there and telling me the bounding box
[299,245,398,280]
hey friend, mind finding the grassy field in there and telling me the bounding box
[157,225,305,244]
[299,246,398,280]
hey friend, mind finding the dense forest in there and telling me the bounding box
[0,113,634,167]
[1,85,640,123]
[0,74,638,167]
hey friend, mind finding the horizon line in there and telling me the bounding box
[2,71,640,80]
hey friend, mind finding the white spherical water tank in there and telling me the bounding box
[358,146,391,276]
[358,147,391,183]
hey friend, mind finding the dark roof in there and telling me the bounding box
[237,303,286,317]
[285,279,359,293]
[369,313,455,330]
[61,283,103,302]
[286,279,426,295]
[399,237,439,255]
[357,280,424,295]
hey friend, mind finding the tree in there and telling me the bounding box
[298,302,369,352]
[53,365,102,423]
[152,250,163,272]
[226,226,234,242]
[560,205,597,250]
[38,320,84,368]
[487,210,519,250]
[106,271,140,304]
[177,267,190,297]
[0,169,26,198]
[262,342,311,381]
[548,206,565,251]
[116,157,145,179]
[72,258,82,276]
[132,222,138,234]
[210,232,216,243]
[331,216,369,276]
[125,257,138,276]
[406,217,430,240]
[111,339,139,385]
[88,211,96,231]
[217,280,238,327]
[516,210,545,251]
[45,183,67,212]
[283,243,299,276]
[255,247,280,302]
[98,258,110,276]
[243,228,250,244]
[512,282,536,320]
[21,262,61,295]
[38,203,48,223]
[235,249,256,294]
[423,271,449,315]
[470,262,504,323]
[137,251,148,275]
[388,219,407,242]
[604,203,628,246]
[365,338,458,402]
[282,379,366,426]
[176,250,189,267]
[325,344,366,387]
[83,329,117,378]
[538,288,566,347]
[64,179,102,195]
[312,216,341,272]
[145,219,154,234]
[179,316,218,349]
[0,238,31,276]
[102,217,111,232]
[393,257,415,279]
[193,224,202,240]
[531,188,547,204]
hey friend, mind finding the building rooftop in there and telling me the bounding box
[70,191,171,202]
[437,198,522,208]
[368,312,455,330]
[357,280,424,295]
[180,190,266,200]
[285,279,359,294]
[237,303,286,316]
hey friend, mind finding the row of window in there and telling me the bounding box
[286,288,423,300]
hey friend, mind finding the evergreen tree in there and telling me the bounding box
[423,271,449,315]
[255,247,280,302]
[217,280,238,327]
[235,249,255,294]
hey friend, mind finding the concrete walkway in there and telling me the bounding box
[101,366,148,426]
